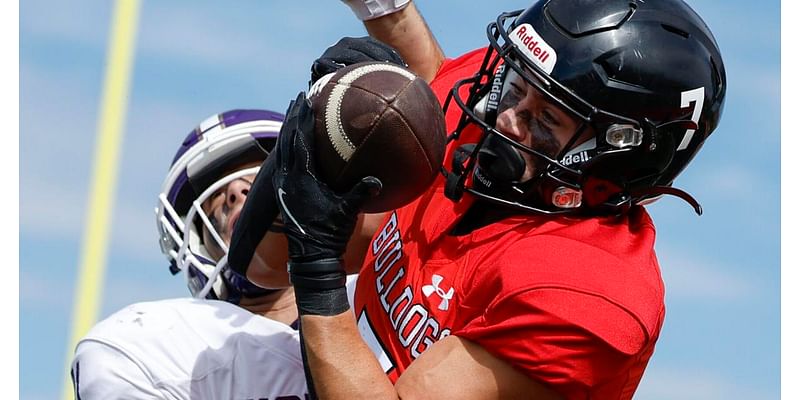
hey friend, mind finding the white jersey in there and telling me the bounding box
[71,298,307,400]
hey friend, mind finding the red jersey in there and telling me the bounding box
[353,49,666,399]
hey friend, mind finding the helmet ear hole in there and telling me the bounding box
[578,137,673,207]
[581,177,622,208]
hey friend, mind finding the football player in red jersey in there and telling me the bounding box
[229,1,727,398]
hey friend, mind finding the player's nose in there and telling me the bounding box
[225,179,250,207]
[495,107,527,143]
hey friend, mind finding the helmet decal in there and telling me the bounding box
[508,24,557,74]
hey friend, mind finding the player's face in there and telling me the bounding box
[494,69,592,181]
[200,173,256,260]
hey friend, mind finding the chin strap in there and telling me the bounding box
[633,185,703,216]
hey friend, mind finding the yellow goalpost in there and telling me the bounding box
[61,1,140,399]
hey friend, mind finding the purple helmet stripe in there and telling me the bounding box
[167,169,190,204]
[172,128,203,164]
[171,110,283,164]
[219,109,284,127]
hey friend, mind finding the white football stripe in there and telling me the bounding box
[325,64,416,161]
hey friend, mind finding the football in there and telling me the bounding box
[308,61,447,213]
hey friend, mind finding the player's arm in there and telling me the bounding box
[300,312,395,398]
[399,335,562,399]
[359,2,445,82]
[270,94,563,399]
[300,312,563,399]
[72,341,162,399]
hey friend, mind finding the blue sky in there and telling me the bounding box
[19,1,782,399]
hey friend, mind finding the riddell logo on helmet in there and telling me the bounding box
[510,24,557,74]
[560,150,591,166]
[485,64,506,113]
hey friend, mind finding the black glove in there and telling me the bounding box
[227,140,280,277]
[274,92,381,315]
[310,36,407,85]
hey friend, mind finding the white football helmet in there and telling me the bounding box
[155,109,283,303]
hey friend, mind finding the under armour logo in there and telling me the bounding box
[422,274,454,311]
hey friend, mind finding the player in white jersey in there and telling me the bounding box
[70,109,360,399]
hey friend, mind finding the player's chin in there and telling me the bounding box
[227,209,242,237]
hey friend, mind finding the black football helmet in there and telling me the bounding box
[443,0,726,215]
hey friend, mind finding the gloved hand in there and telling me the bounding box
[227,140,280,278]
[310,36,406,85]
[274,92,381,315]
